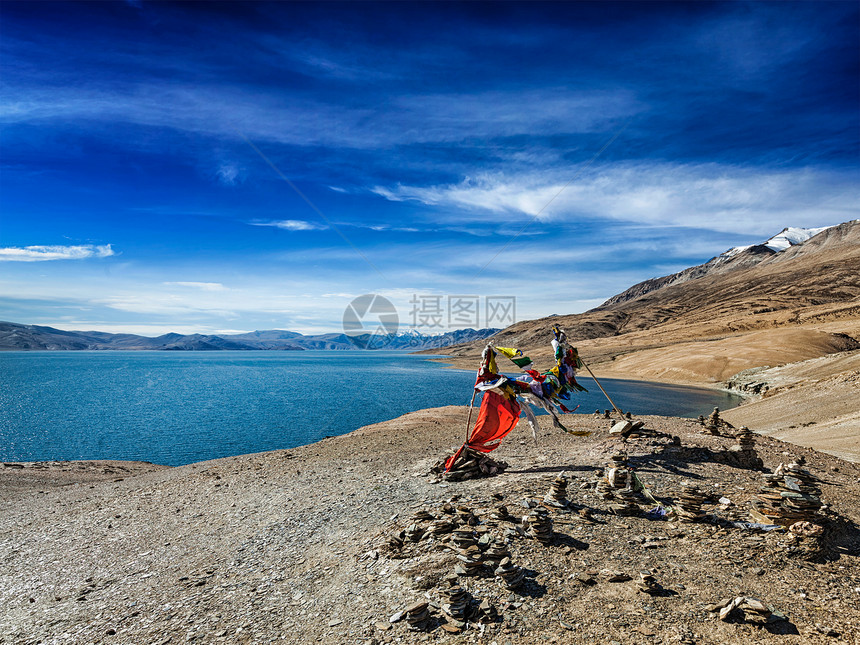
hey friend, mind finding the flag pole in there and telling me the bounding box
[464,387,477,444]
[579,358,625,418]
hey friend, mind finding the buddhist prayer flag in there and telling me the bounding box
[495,346,533,370]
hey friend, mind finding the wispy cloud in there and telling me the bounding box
[0,244,115,262]
[215,163,241,186]
[250,219,328,231]
[375,164,860,235]
[163,281,226,291]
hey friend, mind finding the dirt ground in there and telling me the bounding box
[2,407,858,644]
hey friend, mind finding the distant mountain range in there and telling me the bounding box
[0,323,500,352]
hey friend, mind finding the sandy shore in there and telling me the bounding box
[2,408,859,644]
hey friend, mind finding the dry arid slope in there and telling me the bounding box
[434,221,860,460]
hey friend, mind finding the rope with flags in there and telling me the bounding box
[445,327,591,472]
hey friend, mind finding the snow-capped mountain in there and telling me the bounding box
[722,225,835,258]
[602,224,838,307]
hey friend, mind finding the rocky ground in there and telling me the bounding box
[2,407,859,645]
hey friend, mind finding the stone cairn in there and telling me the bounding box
[637,570,663,595]
[609,486,641,516]
[701,407,734,435]
[488,505,515,523]
[450,527,484,577]
[751,461,824,526]
[523,508,553,544]
[727,426,764,469]
[441,581,470,624]
[427,517,456,537]
[454,547,484,577]
[475,599,499,623]
[432,447,508,481]
[674,482,708,522]
[596,478,614,500]
[599,452,641,515]
[455,505,479,526]
[449,526,477,550]
[483,537,511,568]
[494,557,525,590]
[606,452,632,488]
[544,473,569,507]
[405,600,431,630]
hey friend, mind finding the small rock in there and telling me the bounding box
[610,420,633,435]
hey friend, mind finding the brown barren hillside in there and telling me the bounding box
[432,220,860,460]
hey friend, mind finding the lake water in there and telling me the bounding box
[0,351,743,466]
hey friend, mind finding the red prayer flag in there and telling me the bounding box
[445,390,521,471]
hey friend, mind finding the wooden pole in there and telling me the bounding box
[464,387,477,444]
[579,358,625,418]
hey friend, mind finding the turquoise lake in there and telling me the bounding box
[0,351,743,466]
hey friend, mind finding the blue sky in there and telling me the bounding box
[1,1,858,335]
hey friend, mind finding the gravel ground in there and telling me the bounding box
[1,408,859,645]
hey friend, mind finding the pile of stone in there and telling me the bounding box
[427,518,456,536]
[449,527,477,551]
[723,427,764,468]
[544,474,569,507]
[751,462,824,526]
[494,557,525,590]
[432,447,508,481]
[488,505,515,523]
[701,407,736,435]
[454,547,484,577]
[523,508,553,544]
[455,505,478,526]
[606,453,632,488]
[405,601,432,630]
[412,509,434,521]
[734,427,756,450]
[483,538,511,567]
[674,482,708,523]
[441,583,470,623]
[637,570,663,595]
[609,486,641,516]
[595,478,614,500]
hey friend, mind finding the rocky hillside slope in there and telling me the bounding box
[438,220,860,379]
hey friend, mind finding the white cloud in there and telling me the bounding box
[251,219,328,231]
[215,163,241,185]
[374,164,860,235]
[0,244,115,262]
[0,84,639,150]
[163,281,226,291]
